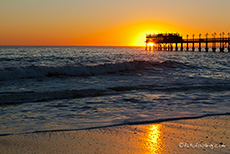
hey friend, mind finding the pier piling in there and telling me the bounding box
[192,34,195,51]
[205,33,209,52]
[198,34,202,52]
[186,35,189,51]
[181,42,183,51]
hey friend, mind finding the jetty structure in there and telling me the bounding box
[145,32,230,52]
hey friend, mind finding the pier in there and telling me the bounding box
[145,32,230,52]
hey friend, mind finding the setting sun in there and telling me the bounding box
[147,42,154,46]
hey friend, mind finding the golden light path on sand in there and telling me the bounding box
[147,124,163,154]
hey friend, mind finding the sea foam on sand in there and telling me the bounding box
[0,115,229,154]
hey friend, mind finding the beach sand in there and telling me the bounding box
[0,115,229,154]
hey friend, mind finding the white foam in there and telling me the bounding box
[0,60,154,81]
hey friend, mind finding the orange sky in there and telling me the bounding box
[0,0,229,46]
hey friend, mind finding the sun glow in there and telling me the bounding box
[130,21,191,47]
[127,22,168,47]
[147,42,154,46]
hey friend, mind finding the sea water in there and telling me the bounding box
[0,46,230,135]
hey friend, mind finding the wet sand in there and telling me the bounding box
[0,115,229,154]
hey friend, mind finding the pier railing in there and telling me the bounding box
[184,38,229,43]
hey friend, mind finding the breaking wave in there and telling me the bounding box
[0,60,196,81]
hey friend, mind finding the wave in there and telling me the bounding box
[1,82,229,106]
[0,89,109,106]
[1,112,229,136]
[0,60,196,81]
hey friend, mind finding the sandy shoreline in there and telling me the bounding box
[0,115,229,154]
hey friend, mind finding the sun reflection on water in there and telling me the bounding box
[147,124,163,154]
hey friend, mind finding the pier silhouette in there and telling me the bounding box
[145,32,230,52]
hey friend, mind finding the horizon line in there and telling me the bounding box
[0,45,145,48]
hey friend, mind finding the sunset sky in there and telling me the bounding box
[0,0,229,46]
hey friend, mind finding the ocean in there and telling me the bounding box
[0,46,230,135]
